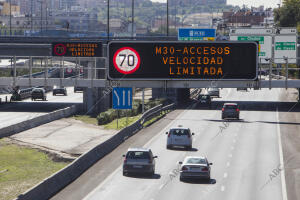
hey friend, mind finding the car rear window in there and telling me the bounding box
[186,158,207,164]
[224,105,237,109]
[126,151,150,159]
[170,129,190,136]
[32,89,43,93]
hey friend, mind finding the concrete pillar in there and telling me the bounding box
[83,58,110,114]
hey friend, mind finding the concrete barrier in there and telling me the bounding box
[0,104,80,139]
[16,103,175,200]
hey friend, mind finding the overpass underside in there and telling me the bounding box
[0,56,299,89]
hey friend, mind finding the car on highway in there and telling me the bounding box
[53,87,67,96]
[122,148,157,176]
[197,94,212,108]
[207,88,220,98]
[237,87,248,92]
[222,103,240,120]
[74,86,84,93]
[179,156,213,182]
[166,126,194,150]
[31,88,46,101]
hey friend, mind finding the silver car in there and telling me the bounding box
[179,156,213,181]
[166,126,194,150]
[122,148,157,176]
[207,88,220,98]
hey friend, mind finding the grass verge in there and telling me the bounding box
[0,139,70,200]
[143,112,167,127]
[104,114,142,130]
[73,115,98,125]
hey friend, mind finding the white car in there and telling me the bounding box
[166,126,194,150]
[179,156,213,181]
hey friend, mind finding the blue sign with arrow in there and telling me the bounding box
[112,87,132,109]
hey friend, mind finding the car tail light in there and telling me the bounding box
[222,108,224,111]
[202,167,209,171]
[181,166,188,171]
[168,132,171,137]
[123,158,127,164]
[236,108,240,112]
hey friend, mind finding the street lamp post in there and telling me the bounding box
[131,0,134,38]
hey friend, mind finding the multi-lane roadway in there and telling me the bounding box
[0,87,82,129]
[51,88,296,200]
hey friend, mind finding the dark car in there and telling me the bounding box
[122,148,157,176]
[31,88,46,101]
[197,95,212,108]
[74,86,84,93]
[222,103,240,120]
[53,87,67,96]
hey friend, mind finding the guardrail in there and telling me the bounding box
[16,102,176,200]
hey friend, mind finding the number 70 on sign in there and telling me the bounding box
[112,87,133,109]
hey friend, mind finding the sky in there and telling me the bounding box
[151,0,281,8]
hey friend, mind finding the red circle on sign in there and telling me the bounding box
[54,44,67,56]
[113,47,141,74]
[66,68,72,73]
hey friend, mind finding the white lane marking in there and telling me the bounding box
[234,133,238,137]
[193,138,196,142]
[233,139,236,143]
[83,103,195,199]
[221,185,225,191]
[276,108,288,200]
[231,146,234,150]
[226,162,230,167]
[223,173,228,178]
[159,184,165,190]
[228,154,232,158]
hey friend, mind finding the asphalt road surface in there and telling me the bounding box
[0,87,82,129]
[52,88,297,200]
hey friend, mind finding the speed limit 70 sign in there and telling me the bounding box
[113,47,140,74]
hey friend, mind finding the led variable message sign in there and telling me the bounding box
[108,42,258,80]
[52,42,102,57]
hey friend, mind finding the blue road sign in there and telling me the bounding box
[112,87,132,109]
[178,28,216,41]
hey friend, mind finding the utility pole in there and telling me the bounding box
[31,0,33,33]
[9,0,11,36]
[167,0,169,36]
[37,0,43,34]
[131,0,134,38]
[107,0,110,40]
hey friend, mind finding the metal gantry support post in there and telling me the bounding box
[75,57,78,87]
[269,58,272,90]
[142,88,145,113]
[29,56,33,87]
[13,56,16,87]
[60,57,64,87]
[44,56,48,88]
[285,57,289,89]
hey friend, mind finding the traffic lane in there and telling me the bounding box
[50,109,186,200]
[23,87,83,103]
[0,87,82,129]
[278,88,300,200]
[82,108,221,200]
[83,88,285,200]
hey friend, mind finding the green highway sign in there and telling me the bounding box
[238,36,265,44]
[275,42,296,50]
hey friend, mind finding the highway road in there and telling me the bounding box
[51,88,294,200]
[0,87,82,129]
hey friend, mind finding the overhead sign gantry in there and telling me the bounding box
[108,41,258,80]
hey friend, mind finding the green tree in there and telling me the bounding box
[274,0,300,28]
